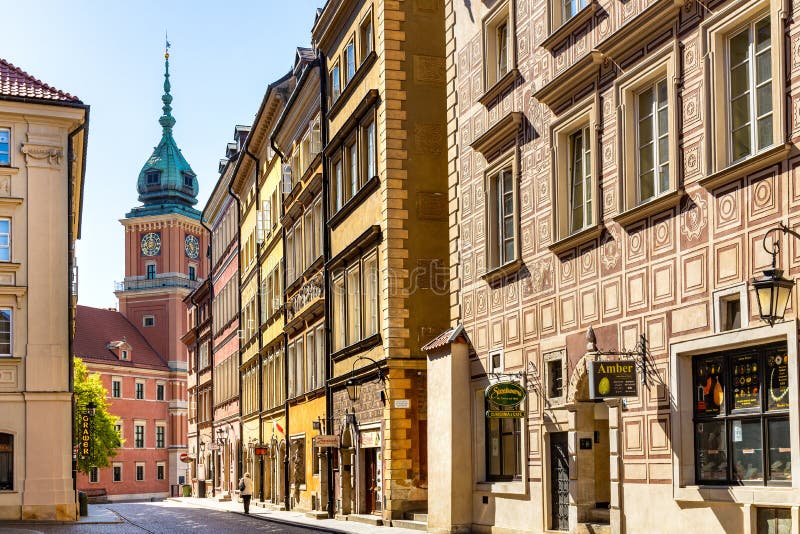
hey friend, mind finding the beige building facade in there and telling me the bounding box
[0,60,88,520]
[427,0,800,533]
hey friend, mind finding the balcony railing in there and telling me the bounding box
[114,275,200,292]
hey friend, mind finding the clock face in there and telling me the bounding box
[141,232,161,256]
[185,234,200,259]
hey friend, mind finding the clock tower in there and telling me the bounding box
[115,46,206,480]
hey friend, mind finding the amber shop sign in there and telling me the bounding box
[588,360,638,399]
[80,414,91,459]
[485,382,527,407]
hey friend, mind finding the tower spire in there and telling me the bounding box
[159,36,175,134]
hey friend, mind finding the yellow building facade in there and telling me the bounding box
[312,0,449,522]
[272,49,328,515]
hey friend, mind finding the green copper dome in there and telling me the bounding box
[127,50,200,220]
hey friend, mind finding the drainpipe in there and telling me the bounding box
[241,146,264,500]
[67,107,89,496]
[317,48,335,520]
[227,169,243,501]
[199,215,213,495]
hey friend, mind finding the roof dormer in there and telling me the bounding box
[107,339,132,362]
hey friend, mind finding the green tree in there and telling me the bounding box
[73,357,122,474]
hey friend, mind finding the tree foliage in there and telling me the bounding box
[73,357,122,474]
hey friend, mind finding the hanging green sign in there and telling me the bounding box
[485,382,527,407]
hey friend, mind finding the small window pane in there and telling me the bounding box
[731,419,763,483]
[0,309,11,355]
[0,130,9,165]
[696,420,727,482]
[767,418,791,482]
[731,353,760,411]
[766,352,789,411]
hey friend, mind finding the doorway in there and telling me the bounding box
[550,432,569,531]
[364,448,378,514]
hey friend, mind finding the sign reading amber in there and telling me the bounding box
[588,360,639,399]
[485,382,526,407]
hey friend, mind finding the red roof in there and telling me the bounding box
[74,305,169,370]
[0,58,81,102]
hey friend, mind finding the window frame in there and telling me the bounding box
[135,381,145,400]
[0,218,11,262]
[89,466,99,483]
[0,308,12,357]
[156,382,165,401]
[484,148,519,275]
[344,36,356,86]
[157,462,165,481]
[702,0,786,177]
[136,463,145,482]
[113,463,122,483]
[615,43,679,214]
[360,10,374,60]
[330,61,341,104]
[484,396,522,482]
[134,423,145,449]
[482,0,516,91]
[0,129,9,166]
[156,423,166,449]
[331,246,380,355]
[143,315,155,327]
[146,263,156,280]
[550,94,600,245]
[112,378,121,398]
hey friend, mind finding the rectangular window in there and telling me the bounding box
[146,264,156,280]
[757,507,791,534]
[189,266,196,281]
[693,343,790,486]
[729,16,772,163]
[313,198,323,260]
[345,40,356,84]
[304,210,313,268]
[636,79,669,203]
[143,315,155,327]
[496,21,509,80]
[286,228,295,283]
[364,253,379,337]
[0,219,10,261]
[347,140,358,201]
[90,466,98,483]
[156,426,165,449]
[0,433,13,490]
[0,129,9,166]
[315,324,325,390]
[568,127,592,233]
[347,265,361,346]
[334,158,343,212]
[485,398,521,481]
[330,63,341,102]
[135,424,145,449]
[363,119,376,181]
[113,464,122,482]
[548,359,563,399]
[156,383,165,401]
[115,422,122,439]
[488,168,515,270]
[294,220,303,276]
[112,380,121,398]
[146,172,160,185]
[306,330,316,392]
[0,308,11,356]
[360,15,374,59]
[135,382,144,400]
[136,464,144,481]
[288,342,296,398]
[333,275,346,352]
[157,463,165,481]
[559,0,587,25]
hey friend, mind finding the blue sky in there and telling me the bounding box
[3,1,322,308]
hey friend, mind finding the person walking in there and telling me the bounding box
[239,472,253,514]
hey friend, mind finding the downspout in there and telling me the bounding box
[227,170,243,500]
[199,215,213,495]
[188,286,202,494]
[241,146,263,500]
[317,49,335,519]
[271,121,290,510]
[67,108,89,496]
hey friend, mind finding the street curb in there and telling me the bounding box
[167,498,350,534]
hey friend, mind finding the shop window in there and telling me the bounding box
[485,397,521,481]
[0,434,12,490]
[291,436,306,487]
[693,343,790,485]
[89,467,98,483]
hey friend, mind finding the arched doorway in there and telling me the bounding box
[340,425,356,515]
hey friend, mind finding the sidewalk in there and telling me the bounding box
[78,504,123,524]
[167,496,425,534]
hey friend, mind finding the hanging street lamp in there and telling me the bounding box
[754,222,799,326]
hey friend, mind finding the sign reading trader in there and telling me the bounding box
[485,381,526,418]
[588,360,638,399]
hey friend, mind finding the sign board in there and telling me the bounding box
[485,410,525,418]
[79,414,91,459]
[360,430,381,448]
[179,453,194,463]
[314,435,339,448]
[588,360,638,399]
[485,382,526,407]
[207,443,220,451]
[393,399,410,409]
[254,447,269,456]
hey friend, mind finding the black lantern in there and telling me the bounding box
[86,401,96,417]
[216,427,227,446]
[345,356,386,403]
[754,223,799,326]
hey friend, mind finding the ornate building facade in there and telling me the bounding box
[426,0,800,533]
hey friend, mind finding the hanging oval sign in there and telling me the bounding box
[485,382,527,407]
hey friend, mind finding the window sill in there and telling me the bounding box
[469,111,523,157]
[328,51,378,122]
[478,68,520,106]
[481,259,522,284]
[329,175,380,231]
[700,143,792,191]
[327,224,382,268]
[533,50,603,108]
[674,484,800,505]
[549,224,604,255]
[0,167,19,176]
[541,1,598,51]
[475,480,527,496]
[0,197,22,206]
[331,333,382,362]
[0,357,21,363]
[613,188,684,228]
[326,90,380,153]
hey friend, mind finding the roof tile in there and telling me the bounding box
[0,58,81,102]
